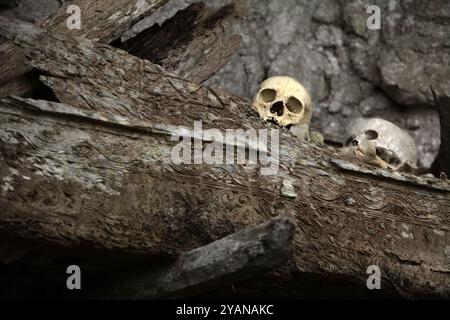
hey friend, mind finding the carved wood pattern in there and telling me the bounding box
[1,97,450,297]
[1,18,449,297]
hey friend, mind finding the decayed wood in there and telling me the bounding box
[1,18,450,298]
[118,1,244,83]
[0,40,34,97]
[100,217,294,299]
[0,0,168,97]
[431,87,450,178]
[41,0,169,43]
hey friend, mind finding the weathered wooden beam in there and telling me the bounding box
[0,16,262,132]
[0,40,34,97]
[1,19,450,298]
[41,0,169,44]
[0,0,169,97]
[117,1,244,83]
[431,87,450,178]
[99,217,295,299]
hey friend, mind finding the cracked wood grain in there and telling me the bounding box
[99,217,295,299]
[117,1,244,83]
[0,18,450,298]
[41,0,169,43]
[0,0,168,97]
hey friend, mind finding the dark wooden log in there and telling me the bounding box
[41,0,169,44]
[0,0,169,97]
[1,18,450,298]
[0,40,34,97]
[431,87,450,178]
[99,217,295,299]
[118,1,244,83]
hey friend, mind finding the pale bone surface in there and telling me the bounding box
[252,76,312,127]
[344,118,417,170]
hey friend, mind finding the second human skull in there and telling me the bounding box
[252,76,312,127]
[344,118,417,170]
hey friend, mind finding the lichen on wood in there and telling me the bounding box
[1,17,450,298]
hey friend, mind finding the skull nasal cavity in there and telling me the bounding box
[270,101,284,116]
[364,130,379,140]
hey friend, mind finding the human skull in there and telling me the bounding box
[252,76,312,127]
[344,118,417,170]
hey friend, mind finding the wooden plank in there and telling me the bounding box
[118,1,244,83]
[100,217,294,299]
[1,19,450,298]
[0,0,168,96]
[41,0,169,43]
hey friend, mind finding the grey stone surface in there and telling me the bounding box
[1,0,448,168]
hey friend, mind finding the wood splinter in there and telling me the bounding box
[98,217,295,299]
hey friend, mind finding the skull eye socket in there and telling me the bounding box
[260,89,277,103]
[345,136,358,146]
[364,130,379,140]
[286,97,303,114]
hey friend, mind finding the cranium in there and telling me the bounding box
[252,76,312,127]
[343,118,417,170]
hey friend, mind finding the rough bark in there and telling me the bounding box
[0,40,34,97]
[431,87,450,178]
[41,0,169,43]
[117,1,244,83]
[1,18,450,298]
[0,0,169,97]
[99,217,295,299]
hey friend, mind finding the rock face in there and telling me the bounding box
[1,0,449,168]
[136,0,448,168]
